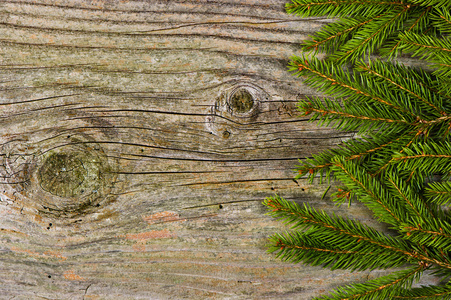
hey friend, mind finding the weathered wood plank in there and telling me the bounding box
[0,1,420,299]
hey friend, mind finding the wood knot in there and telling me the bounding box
[1,134,119,218]
[35,139,115,217]
[229,88,254,114]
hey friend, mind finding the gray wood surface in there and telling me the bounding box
[0,1,433,299]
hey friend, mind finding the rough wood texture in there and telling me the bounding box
[0,1,436,299]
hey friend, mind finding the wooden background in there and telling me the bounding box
[0,1,434,299]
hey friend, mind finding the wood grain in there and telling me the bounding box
[0,1,434,299]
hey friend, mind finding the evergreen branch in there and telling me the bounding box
[393,284,451,299]
[355,60,445,116]
[268,230,407,271]
[391,142,451,176]
[431,7,451,34]
[368,129,422,176]
[314,266,424,300]
[402,223,451,251]
[425,181,451,205]
[398,32,451,76]
[409,0,451,9]
[299,97,411,135]
[291,57,419,119]
[331,7,411,63]
[385,171,432,221]
[269,0,451,297]
[331,158,407,225]
[302,16,383,54]
[295,133,414,181]
[264,195,412,257]
[382,7,432,57]
[399,32,451,55]
[286,0,412,18]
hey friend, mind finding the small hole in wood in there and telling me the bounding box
[222,130,231,139]
[219,204,223,209]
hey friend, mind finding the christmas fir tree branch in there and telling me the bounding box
[264,195,411,254]
[431,7,451,33]
[401,222,451,251]
[391,142,451,178]
[291,57,420,119]
[381,6,432,57]
[268,230,408,271]
[302,15,385,54]
[295,132,414,181]
[398,32,451,76]
[267,0,451,297]
[354,60,445,117]
[393,284,451,299]
[331,157,415,226]
[264,196,451,269]
[330,7,411,63]
[313,265,424,300]
[385,171,433,221]
[286,0,412,18]
[409,0,451,9]
[425,181,451,205]
[299,96,412,134]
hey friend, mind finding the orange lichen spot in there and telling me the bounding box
[63,270,86,281]
[10,246,41,258]
[132,240,146,252]
[125,229,174,241]
[43,250,67,261]
[10,246,67,261]
[143,211,182,225]
[0,228,27,236]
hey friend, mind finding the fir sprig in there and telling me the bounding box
[292,57,451,180]
[266,0,451,298]
[287,0,450,64]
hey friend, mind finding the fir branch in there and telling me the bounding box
[381,6,432,57]
[385,171,432,221]
[402,222,451,251]
[330,7,411,62]
[291,57,420,119]
[431,7,451,34]
[269,230,407,271]
[268,0,451,297]
[391,142,451,177]
[425,181,451,205]
[264,195,411,256]
[355,60,445,116]
[264,196,451,270]
[331,158,408,225]
[299,97,412,135]
[393,284,451,299]
[302,16,384,54]
[409,0,451,9]
[314,266,424,300]
[286,0,412,18]
[398,32,451,76]
[295,132,414,181]
[399,32,451,56]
